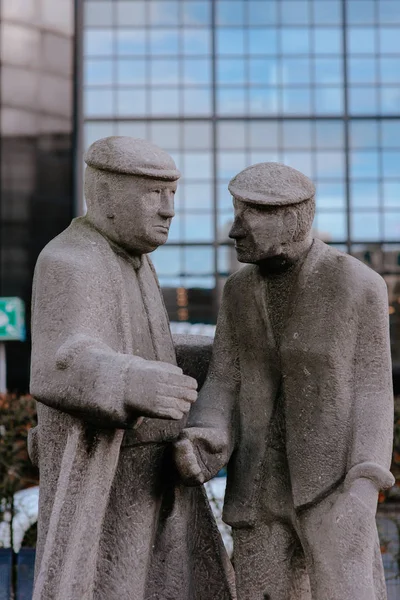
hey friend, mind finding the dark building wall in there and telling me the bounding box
[0,0,75,392]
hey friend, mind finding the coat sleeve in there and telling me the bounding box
[348,275,395,490]
[184,277,240,479]
[30,250,145,428]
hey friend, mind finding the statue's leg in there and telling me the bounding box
[232,520,302,600]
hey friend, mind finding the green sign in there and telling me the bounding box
[0,297,26,341]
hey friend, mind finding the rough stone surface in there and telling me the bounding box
[29,136,235,600]
[176,162,395,600]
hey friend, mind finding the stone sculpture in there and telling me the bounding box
[175,162,395,600]
[28,136,235,600]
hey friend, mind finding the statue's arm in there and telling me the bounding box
[30,253,195,428]
[175,279,240,484]
[346,277,395,508]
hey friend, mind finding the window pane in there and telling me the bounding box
[350,181,380,209]
[183,58,211,84]
[151,247,181,276]
[117,30,146,55]
[381,88,400,115]
[150,29,179,54]
[349,120,379,148]
[383,182,400,208]
[352,212,381,241]
[218,182,233,211]
[85,59,113,86]
[379,1,400,24]
[182,29,211,54]
[183,214,213,241]
[184,152,212,179]
[117,59,146,85]
[350,151,379,179]
[281,1,310,25]
[349,87,378,115]
[348,58,376,84]
[249,151,279,164]
[248,29,278,54]
[281,58,311,85]
[383,151,400,177]
[249,58,279,85]
[115,1,146,26]
[381,121,400,148]
[283,152,313,178]
[84,29,113,56]
[384,212,400,240]
[85,121,115,147]
[85,89,113,116]
[149,122,180,149]
[315,121,344,148]
[151,88,180,115]
[315,58,343,85]
[246,121,277,149]
[315,213,346,242]
[380,58,400,84]
[314,28,342,54]
[217,58,246,84]
[248,0,278,25]
[218,152,247,179]
[216,0,245,25]
[316,151,345,178]
[216,29,245,55]
[348,27,376,54]
[281,28,311,54]
[85,1,113,27]
[183,248,214,274]
[149,1,180,26]
[183,122,212,150]
[282,88,312,115]
[249,88,279,115]
[182,2,211,26]
[117,89,146,116]
[217,122,246,149]
[347,0,375,24]
[151,59,180,85]
[313,0,342,25]
[379,28,400,53]
[217,88,246,115]
[184,183,213,211]
[282,121,313,148]
[183,88,212,115]
[316,182,345,210]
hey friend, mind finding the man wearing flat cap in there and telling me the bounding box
[29,137,235,600]
[176,162,394,599]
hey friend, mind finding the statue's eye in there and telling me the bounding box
[152,189,161,194]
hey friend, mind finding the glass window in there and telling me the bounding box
[183,214,213,242]
[217,122,246,149]
[249,58,279,85]
[151,88,180,115]
[149,1,180,26]
[116,30,146,55]
[249,151,280,164]
[85,89,114,116]
[281,58,311,85]
[384,212,400,240]
[383,151,400,178]
[218,212,234,241]
[249,88,279,115]
[381,121,400,148]
[349,87,378,115]
[350,151,379,179]
[383,182,400,208]
[281,28,311,54]
[85,121,115,148]
[249,121,279,148]
[380,58,400,84]
[380,88,400,115]
[217,88,247,115]
[85,1,113,27]
[282,88,312,115]
[217,58,246,84]
[314,58,343,85]
[313,1,342,25]
[282,121,313,148]
[315,121,344,148]
[149,122,180,149]
[218,181,234,211]
[281,1,310,25]
[184,152,213,179]
[182,29,211,54]
[314,28,342,54]
[216,29,245,55]
[316,151,345,178]
[348,58,376,84]
[183,122,212,150]
[348,28,376,54]
[379,1,400,24]
[218,152,248,179]
[349,121,379,148]
[116,1,146,26]
[151,247,181,277]
[379,28,400,54]
[346,0,375,24]
[151,59,180,85]
[85,60,113,86]
[248,0,278,26]
[84,29,113,56]
[115,121,147,139]
[183,58,211,85]
[184,183,213,211]
[183,88,212,115]
[165,216,181,242]
[314,213,346,242]
[116,89,146,116]
[350,182,380,209]
[117,59,146,85]
[316,182,345,210]
[352,213,381,242]
[216,0,245,25]
[183,248,214,275]
[150,29,179,54]
[182,2,211,26]
[248,29,278,55]
[283,152,313,178]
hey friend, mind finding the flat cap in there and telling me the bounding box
[228,162,315,206]
[84,136,181,180]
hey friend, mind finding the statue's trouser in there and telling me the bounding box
[232,448,386,600]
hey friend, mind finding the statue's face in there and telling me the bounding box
[110,175,177,254]
[229,198,294,264]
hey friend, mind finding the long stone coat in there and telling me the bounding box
[188,238,394,527]
[29,217,235,600]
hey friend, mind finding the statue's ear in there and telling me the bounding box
[96,178,114,219]
[284,207,298,241]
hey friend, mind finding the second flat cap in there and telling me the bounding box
[84,136,181,180]
[228,162,315,206]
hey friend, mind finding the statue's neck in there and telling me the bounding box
[258,237,313,277]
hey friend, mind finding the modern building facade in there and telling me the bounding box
[0,0,75,391]
[82,0,400,366]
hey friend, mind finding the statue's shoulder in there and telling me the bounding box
[224,264,257,294]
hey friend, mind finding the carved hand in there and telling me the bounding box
[125,359,198,421]
[174,427,229,485]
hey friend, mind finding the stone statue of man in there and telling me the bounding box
[29,137,235,600]
[175,162,395,600]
